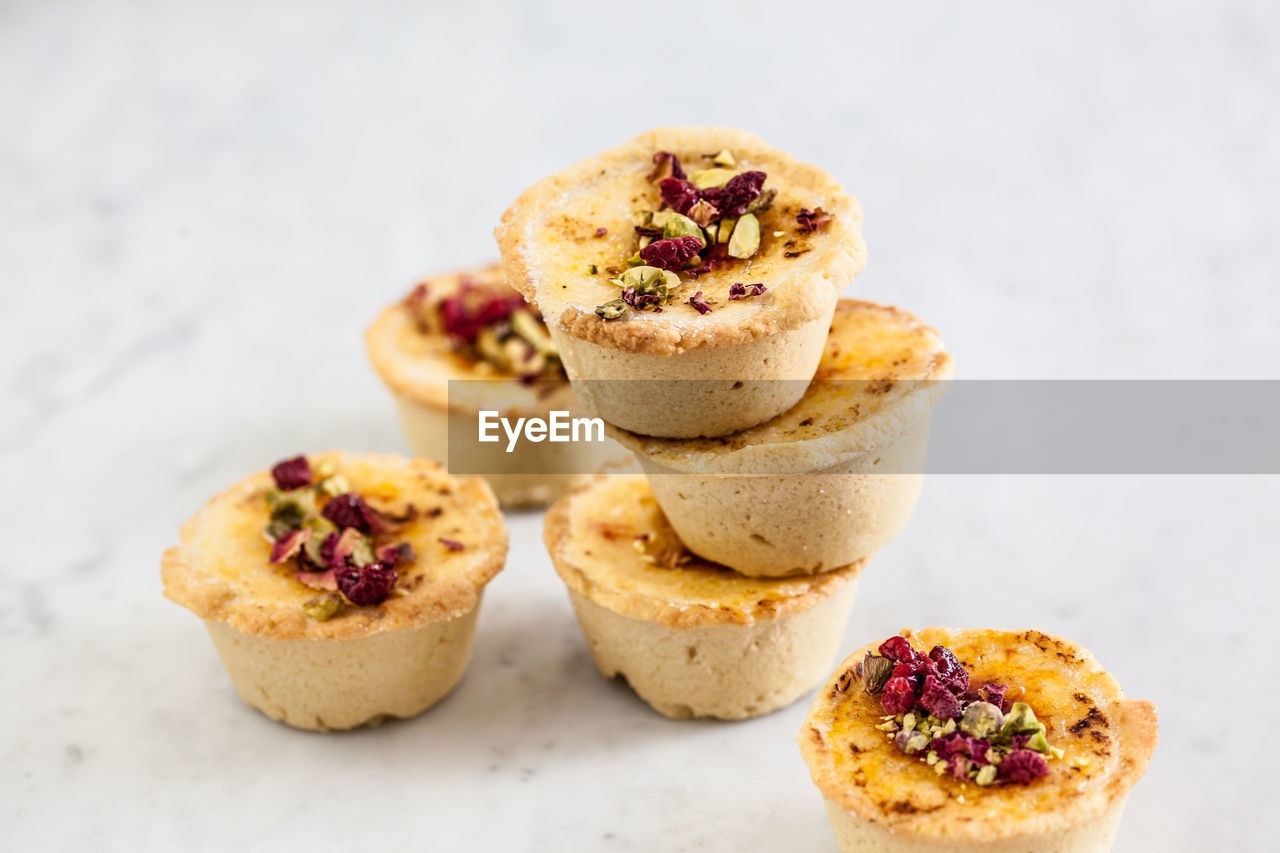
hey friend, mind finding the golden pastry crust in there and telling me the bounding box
[542,475,866,629]
[365,264,573,414]
[608,299,956,474]
[799,628,1158,842]
[496,126,866,356]
[162,452,507,641]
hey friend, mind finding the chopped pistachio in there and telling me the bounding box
[302,516,338,565]
[717,216,737,244]
[595,299,627,320]
[899,730,930,754]
[662,212,706,248]
[727,213,760,259]
[617,265,679,294]
[942,718,957,734]
[934,761,949,776]
[303,593,345,621]
[974,765,998,787]
[1000,702,1044,736]
[316,473,349,497]
[586,263,598,275]
[1023,730,1050,754]
[625,251,645,267]
[711,148,736,168]
[925,751,939,765]
[266,490,317,539]
[475,326,513,372]
[861,653,894,696]
[313,460,336,479]
[744,186,777,215]
[632,210,655,229]
[960,701,1005,738]
[1049,746,1065,760]
[512,309,557,356]
[902,712,916,731]
[688,168,736,189]
[875,720,897,732]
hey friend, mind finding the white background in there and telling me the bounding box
[3,1,1277,850]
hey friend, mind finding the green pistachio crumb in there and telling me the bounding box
[661,212,706,248]
[711,148,736,168]
[688,168,736,189]
[974,765,998,786]
[716,216,737,244]
[1023,730,1050,754]
[587,263,598,275]
[313,460,336,479]
[875,720,897,732]
[511,309,557,356]
[902,731,930,754]
[925,751,939,765]
[625,251,645,267]
[595,299,627,320]
[1000,702,1043,736]
[902,712,916,731]
[960,701,1005,738]
[303,593,345,621]
[727,213,760,259]
[744,187,777,215]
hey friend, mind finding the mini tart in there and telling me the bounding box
[543,475,867,720]
[496,126,867,438]
[365,263,631,508]
[608,299,954,577]
[161,452,507,730]
[799,628,1158,852]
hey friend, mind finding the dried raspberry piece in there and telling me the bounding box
[270,456,312,490]
[999,748,1050,783]
[639,236,702,271]
[701,170,766,217]
[438,287,525,344]
[919,674,963,720]
[929,645,970,693]
[879,635,919,663]
[335,562,397,606]
[880,676,916,715]
[321,494,384,534]
[659,178,702,215]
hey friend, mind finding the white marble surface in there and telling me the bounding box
[3,1,1278,850]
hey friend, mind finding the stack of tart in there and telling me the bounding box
[499,127,953,720]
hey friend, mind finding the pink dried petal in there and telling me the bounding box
[919,674,963,720]
[270,456,312,490]
[439,537,465,552]
[639,236,702,271]
[378,543,416,567]
[728,282,767,300]
[647,151,686,182]
[795,206,833,231]
[595,227,608,238]
[335,562,397,606]
[295,569,337,591]
[686,292,712,315]
[269,528,310,565]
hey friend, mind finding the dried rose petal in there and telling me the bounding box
[622,286,664,312]
[982,683,1009,711]
[686,291,712,315]
[295,569,338,591]
[335,562,398,606]
[270,456,312,490]
[919,674,963,720]
[701,170,766,217]
[796,206,833,232]
[595,227,608,238]
[647,151,686,182]
[639,236,702,271]
[880,676,916,715]
[378,542,416,566]
[1000,749,1050,783]
[439,537,465,552]
[269,528,310,565]
[728,282,767,300]
[659,177,702,215]
[321,494,384,534]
